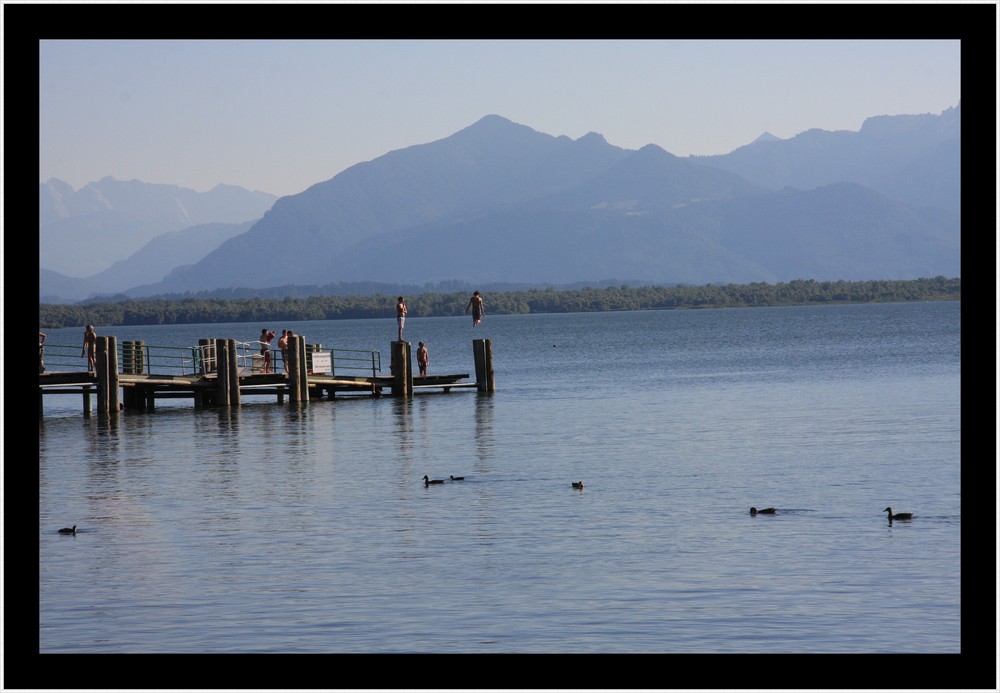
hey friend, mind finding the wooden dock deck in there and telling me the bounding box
[38,335,494,417]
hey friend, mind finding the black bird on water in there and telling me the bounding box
[884,507,913,521]
[750,507,776,515]
[450,475,465,481]
[571,482,584,490]
[58,525,77,534]
[423,475,444,486]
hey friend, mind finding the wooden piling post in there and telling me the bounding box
[288,335,301,402]
[473,339,495,393]
[107,335,120,413]
[96,337,110,415]
[122,385,137,409]
[391,341,413,397]
[227,339,241,407]
[215,338,230,407]
[298,337,310,401]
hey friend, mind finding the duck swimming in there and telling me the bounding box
[884,507,913,520]
[423,475,444,485]
[571,481,584,489]
[450,475,465,481]
[58,525,77,534]
[750,507,776,515]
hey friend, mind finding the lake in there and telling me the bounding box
[30,301,976,687]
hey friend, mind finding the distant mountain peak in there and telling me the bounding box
[637,143,674,158]
[475,113,513,125]
[576,131,608,145]
[752,131,782,145]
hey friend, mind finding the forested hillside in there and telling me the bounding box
[39,277,960,329]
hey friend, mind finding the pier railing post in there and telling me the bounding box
[199,338,215,374]
[134,341,145,374]
[391,341,413,397]
[473,338,495,393]
[123,340,134,374]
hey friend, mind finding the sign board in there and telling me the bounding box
[310,352,332,373]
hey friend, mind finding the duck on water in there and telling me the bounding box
[58,525,77,534]
[884,507,913,521]
[750,507,776,515]
[423,475,445,486]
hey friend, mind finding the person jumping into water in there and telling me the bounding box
[465,291,484,326]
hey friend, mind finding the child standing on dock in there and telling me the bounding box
[39,331,46,373]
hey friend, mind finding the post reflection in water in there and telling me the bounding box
[474,393,495,463]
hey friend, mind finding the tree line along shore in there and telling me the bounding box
[39,277,960,329]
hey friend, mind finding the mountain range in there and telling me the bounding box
[40,104,960,304]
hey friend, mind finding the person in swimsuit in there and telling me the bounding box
[39,331,47,373]
[260,328,276,373]
[278,330,289,373]
[396,296,407,341]
[465,291,485,326]
[416,341,429,376]
[82,324,97,372]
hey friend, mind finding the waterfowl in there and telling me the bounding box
[571,481,584,489]
[450,475,465,481]
[58,525,77,534]
[423,475,444,485]
[884,507,913,520]
[750,507,776,515]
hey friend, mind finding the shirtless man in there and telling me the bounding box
[465,291,485,326]
[39,331,47,373]
[396,296,407,341]
[260,328,276,373]
[416,341,429,376]
[278,330,289,373]
[82,324,97,372]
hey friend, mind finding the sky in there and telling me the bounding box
[39,39,961,198]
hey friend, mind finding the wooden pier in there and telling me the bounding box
[39,335,494,417]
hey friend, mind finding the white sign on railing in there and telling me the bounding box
[310,352,332,373]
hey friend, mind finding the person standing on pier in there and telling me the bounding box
[396,296,408,341]
[278,329,289,374]
[39,331,46,373]
[81,324,97,372]
[465,291,485,327]
[417,341,429,376]
[260,328,276,373]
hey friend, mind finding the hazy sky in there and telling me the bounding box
[39,39,960,198]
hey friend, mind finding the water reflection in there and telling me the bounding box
[391,396,413,459]
[474,393,495,462]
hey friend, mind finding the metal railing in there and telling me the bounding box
[330,348,381,378]
[40,342,382,378]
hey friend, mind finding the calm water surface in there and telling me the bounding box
[38,302,961,656]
